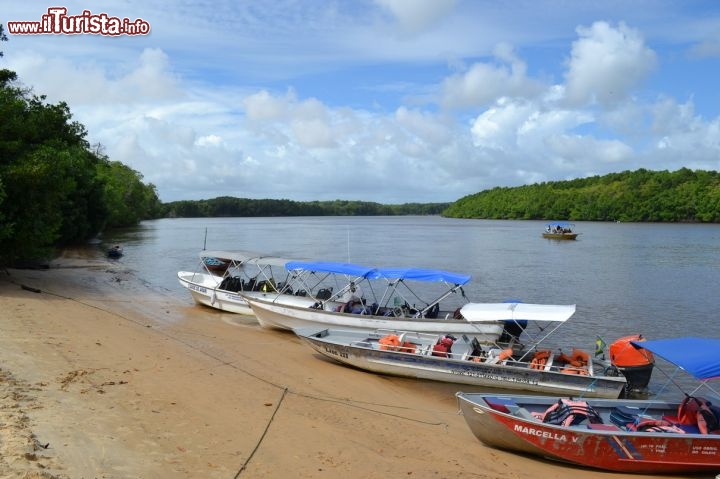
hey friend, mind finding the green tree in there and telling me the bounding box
[0,69,161,265]
[443,169,720,223]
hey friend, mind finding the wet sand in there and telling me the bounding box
[0,253,691,478]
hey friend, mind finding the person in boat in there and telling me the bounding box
[339,281,364,313]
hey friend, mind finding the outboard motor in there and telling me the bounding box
[608,334,655,395]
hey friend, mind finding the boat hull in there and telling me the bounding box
[246,296,505,340]
[456,392,720,474]
[299,329,626,398]
[542,233,578,240]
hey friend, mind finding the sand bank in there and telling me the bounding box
[0,253,683,478]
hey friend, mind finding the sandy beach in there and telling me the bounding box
[0,253,692,479]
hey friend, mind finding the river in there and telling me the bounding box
[102,216,720,393]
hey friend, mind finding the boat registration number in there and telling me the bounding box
[323,346,349,359]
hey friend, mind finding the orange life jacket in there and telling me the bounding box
[530,350,551,370]
[379,335,401,351]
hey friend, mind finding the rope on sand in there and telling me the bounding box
[234,387,288,478]
[12,280,451,473]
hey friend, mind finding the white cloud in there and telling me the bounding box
[3,3,720,204]
[441,43,545,109]
[243,90,292,121]
[374,0,457,35]
[7,47,180,107]
[563,21,657,107]
[471,99,536,150]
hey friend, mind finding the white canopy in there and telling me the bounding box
[199,250,261,262]
[460,302,576,323]
[199,250,296,267]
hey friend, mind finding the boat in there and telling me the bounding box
[542,223,578,240]
[456,337,720,474]
[177,250,316,315]
[244,265,554,340]
[107,245,123,258]
[293,308,653,398]
[202,256,230,275]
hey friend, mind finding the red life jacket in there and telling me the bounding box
[432,336,455,357]
[677,396,720,434]
[628,419,686,434]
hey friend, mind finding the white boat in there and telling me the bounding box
[243,266,532,339]
[294,309,648,398]
[177,250,316,315]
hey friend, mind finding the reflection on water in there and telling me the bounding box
[102,217,720,398]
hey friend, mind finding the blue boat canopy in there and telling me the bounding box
[369,267,470,285]
[284,261,376,278]
[632,337,720,381]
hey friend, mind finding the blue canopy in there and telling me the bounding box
[284,261,376,278]
[632,337,720,381]
[369,267,471,285]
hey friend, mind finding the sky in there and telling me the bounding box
[2,1,720,204]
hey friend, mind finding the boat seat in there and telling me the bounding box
[351,341,372,349]
[485,397,517,413]
[449,342,473,360]
[507,405,535,420]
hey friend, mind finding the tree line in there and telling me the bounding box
[443,168,720,222]
[0,68,162,265]
[163,197,449,217]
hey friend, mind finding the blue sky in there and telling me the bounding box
[3,1,720,203]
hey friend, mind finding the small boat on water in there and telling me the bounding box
[202,256,230,275]
[294,309,653,398]
[244,263,508,340]
[107,245,123,258]
[542,222,579,240]
[456,337,720,475]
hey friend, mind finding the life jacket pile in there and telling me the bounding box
[378,334,416,354]
[627,419,686,434]
[529,350,551,370]
[555,348,590,375]
[537,398,603,426]
[676,396,720,434]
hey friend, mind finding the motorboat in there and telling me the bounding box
[456,337,720,474]
[542,222,579,240]
[245,267,547,340]
[294,320,653,399]
[177,250,313,315]
[293,309,654,398]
